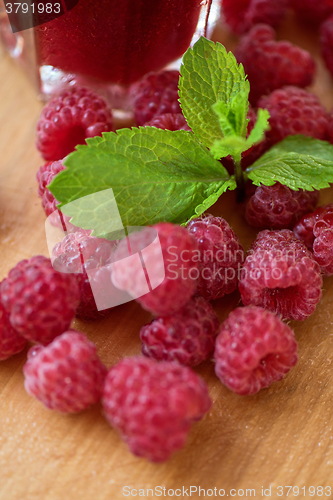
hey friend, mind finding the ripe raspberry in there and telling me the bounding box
[146,113,191,131]
[23,331,107,412]
[0,290,26,361]
[258,87,329,146]
[221,0,288,35]
[111,223,198,316]
[36,159,65,217]
[294,205,333,275]
[102,356,211,462]
[52,230,117,321]
[130,71,181,126]
[291,0,333,24]
[36,86,113,161]
[140,296,219,367]
[187,215,244,301]
[214,306,298,395]
[222,104,268,173]
[236,25,316,104]
[320,15,333,79]
[245,183,319,229]
[1,256,80,344]
[239,229,323,321]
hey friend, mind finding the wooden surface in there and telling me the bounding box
[1,14,333,500]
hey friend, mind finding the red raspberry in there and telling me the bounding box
[140,296,219,367]
[187,215,244,301]
[0,256,80,344]
[294,205,333,275]
[23,331,107,412]
[320,15,333,79]
[214,306,298,395]
[36,86,113,161]
[327,112,333,144]
[111,223,198,316]
[52,230,117,321]
[146,113,191,131]
[0,289,26,361]
[291,0,333,24]
[236,25,316,104]
[130,71,181,126]
[245,183,319,229]
[222,105,268,173]
[36,159,65,217]
[221,0,288,35]
[102,356,211,462]
[258,87,329,147]
[239,229,323,321]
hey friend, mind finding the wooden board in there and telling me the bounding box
[1,12,333,500]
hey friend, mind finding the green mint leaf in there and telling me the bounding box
[49,127,233,236]
[246,135,333,190]
[179,36,250,149]
[210,136,248,161]
[245,108,270,149]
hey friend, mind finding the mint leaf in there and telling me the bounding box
[246,108,270,149]
[49,127,233,236]
[246,135,333,190]
[179,37,250,149]
[210,136,248,161]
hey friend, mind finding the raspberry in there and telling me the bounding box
[0,289,26,361]
[0,256,80,344]
[236,25,316,104]
[102,356,211,462]
[291,0,333,24]
[214,306,298,395]
[36,159,65,217]
[258,87,329,146]
[111,223,198,316]
[52,230,117,321]
[146,113,191,131]
[222,104,268,173]
[239,229,323,321]
[320,15,333,79]
[130,71,181,126]
[327,112,333,144]
[36,86,113,161]
[187,215,244,301]
[245,183,319,229]
[294,205,333,275]
[23,331,107,412]
[140,296,219,367]
[221,0,288,35]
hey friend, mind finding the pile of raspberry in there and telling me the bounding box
[4,9,333,464]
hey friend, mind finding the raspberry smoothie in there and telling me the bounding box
[34,0,203,85]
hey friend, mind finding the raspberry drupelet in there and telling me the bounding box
[214,306,298,395]
[239,229,323,321]
[258,87,329,147]
[0,256,80,344]
[236,25,316,104]
[0,289,26,361]
[23,331,107,412]
[187,215,244,301]
[102,356,212,462]
[245,183,319,229]
[52,230,117,321]
[111,222,199,316]
[294,205,333,275]
[221,0,288,35]
[36,159,65,217]
[36,86,113,161]
[140,296,220,367]
[146,113,191,131]
[130,70,181,126]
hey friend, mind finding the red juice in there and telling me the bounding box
[34,0,203,85]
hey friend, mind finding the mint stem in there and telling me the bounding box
[234,158,246,203]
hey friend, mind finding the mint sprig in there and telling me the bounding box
[48,36,333,238]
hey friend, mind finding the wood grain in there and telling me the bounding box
[1,13,333,500]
